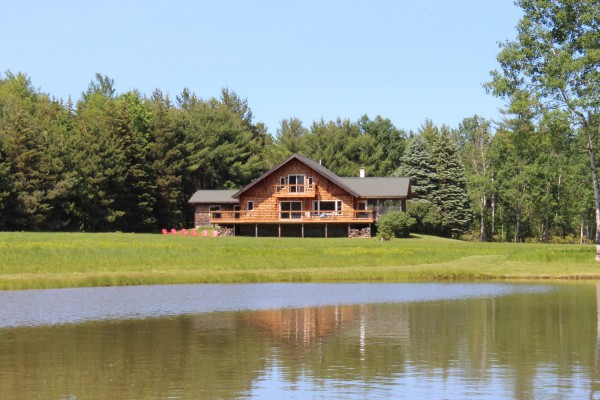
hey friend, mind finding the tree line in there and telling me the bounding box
[0,68,595,242]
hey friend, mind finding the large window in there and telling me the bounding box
[312,200,342,214]
[288,174,305,193]
[280,201,302,219]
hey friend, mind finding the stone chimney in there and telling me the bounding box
[359,167,365,178]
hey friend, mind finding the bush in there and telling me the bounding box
[406,199,442,235]
[376,211,416,239]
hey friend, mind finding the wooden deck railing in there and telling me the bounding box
[273,184,317,197]
[210,210,374,224]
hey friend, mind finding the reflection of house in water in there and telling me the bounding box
[240,304,412,350]
[241,306,358,347]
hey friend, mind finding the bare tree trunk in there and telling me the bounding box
[480,195,486,241]
[515,208,521,243]
[586,131,600,261]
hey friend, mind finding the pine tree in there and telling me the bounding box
[431,129,472,237]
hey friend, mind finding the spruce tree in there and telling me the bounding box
[431,129,472,237]
[393,135,438,203]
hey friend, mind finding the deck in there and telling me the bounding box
[209,210,375,224]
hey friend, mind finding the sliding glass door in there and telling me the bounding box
[280,201,302,219]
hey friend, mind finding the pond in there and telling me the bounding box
[0,282,598,399]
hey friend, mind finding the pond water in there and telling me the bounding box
[0,282,599,399]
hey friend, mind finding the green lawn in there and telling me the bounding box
[0,232,598,290]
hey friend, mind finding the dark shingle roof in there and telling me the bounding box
[188,189,239,204]
[339,177,411,198]
[215,153,411,200]
[233,153,361,198]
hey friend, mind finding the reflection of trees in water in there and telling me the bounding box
[0,313,270,400]
[0,285,599,399]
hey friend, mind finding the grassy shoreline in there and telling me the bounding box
[0,232,598,290]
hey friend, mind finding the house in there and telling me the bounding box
[188,154,411,237]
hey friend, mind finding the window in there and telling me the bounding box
[279,177,286,189]
[247,201,254,211]
[307,177,314,189]
[280,201,302,219]
[288,174,305,193]
[209,205,221,219]
[234,205,241,219]
[312,200,343,214]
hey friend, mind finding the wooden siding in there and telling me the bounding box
[195,203,236,227]
[235,159,356,222]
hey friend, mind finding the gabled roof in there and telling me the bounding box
[233,153,361,198]
[339,177,411,198]
[189,154,412,204]
[188,189,239,204]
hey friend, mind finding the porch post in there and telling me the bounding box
[255,224,258,238]
[302,223,305,238]
[325,223,328,238]
[278,224,281,238]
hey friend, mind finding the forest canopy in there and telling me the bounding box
[0,70,594,243]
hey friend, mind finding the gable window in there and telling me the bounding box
[288,174,305,193]
[307,177,314,189]
[280,201,302,219]
[247,201,254,211]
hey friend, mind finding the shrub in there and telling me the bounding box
[376,211,416,239]
[406,199,442,235]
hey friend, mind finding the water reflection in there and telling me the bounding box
[0,283,598,399]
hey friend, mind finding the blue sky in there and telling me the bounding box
[2,1,522,135]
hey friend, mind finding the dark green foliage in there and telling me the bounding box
[0,67,597,242]
[406,200,443,235]
[0,140,10,228]
[376,211,416,239]
[274,115,406,178]
[394,135,438,202]
[431,129,473,237]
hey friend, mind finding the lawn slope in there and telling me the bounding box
[0,232,597,290]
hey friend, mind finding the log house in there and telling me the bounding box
[188,154,411,237]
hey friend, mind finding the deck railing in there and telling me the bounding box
[210,210,374,224]
[273,184,317,197]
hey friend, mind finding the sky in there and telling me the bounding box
[1,0,523,135]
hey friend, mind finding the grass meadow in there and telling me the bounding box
[0,231,598,290]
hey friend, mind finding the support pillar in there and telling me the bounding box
[325,223,328,238]
[278,224,281,238]
[255,224,258,238]
[302,223,304,238]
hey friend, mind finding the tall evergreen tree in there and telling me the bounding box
[431,129,473,237]
[148,90,186,229]
[276,117,309,155]
[393,135,438,203]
